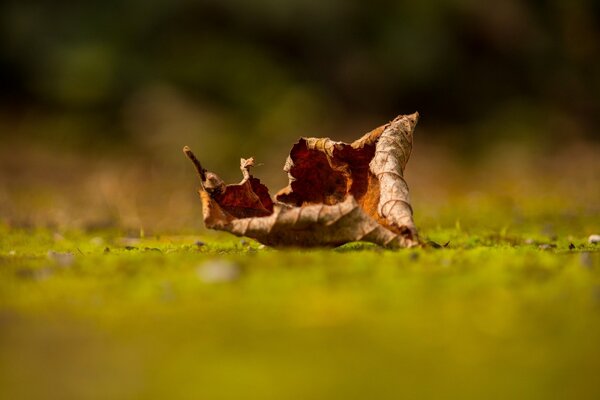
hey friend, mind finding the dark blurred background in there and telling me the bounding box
[1,0,599,231]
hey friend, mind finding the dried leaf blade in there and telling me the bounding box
[184,113,420,248]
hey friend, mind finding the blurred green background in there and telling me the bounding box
[1,2,600,400]
[0,0,599,229]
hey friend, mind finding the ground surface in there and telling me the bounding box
[1,200,600,400]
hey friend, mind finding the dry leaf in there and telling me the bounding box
[184,113,420,248]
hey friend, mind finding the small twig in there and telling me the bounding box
[183,146,207,188]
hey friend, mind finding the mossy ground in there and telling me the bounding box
[1,201,599,399]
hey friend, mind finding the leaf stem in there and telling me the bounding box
[183,146,207,185]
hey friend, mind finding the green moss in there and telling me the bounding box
[1,218,599,399]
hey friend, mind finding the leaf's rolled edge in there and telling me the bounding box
[200,191,415,248]
[369,113,419,245]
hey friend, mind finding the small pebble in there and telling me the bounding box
[197,259,240,283]
[47,251,75,267]
[90,237,105,246]
[119,237,141,246]
[589,235,600,244]
[580,253,593,269]
[538,244,557,250]
[258,245,266,250]
[195,240,206,248]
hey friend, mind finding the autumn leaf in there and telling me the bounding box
[184,113,420,248]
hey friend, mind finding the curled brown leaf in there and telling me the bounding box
[184,113,420,248]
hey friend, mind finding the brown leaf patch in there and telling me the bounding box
[184,113,420,248]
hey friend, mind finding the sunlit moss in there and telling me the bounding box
[1,222,599,399]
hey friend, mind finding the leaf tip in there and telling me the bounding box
[183,145,207,183]
[405,112,420,130]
